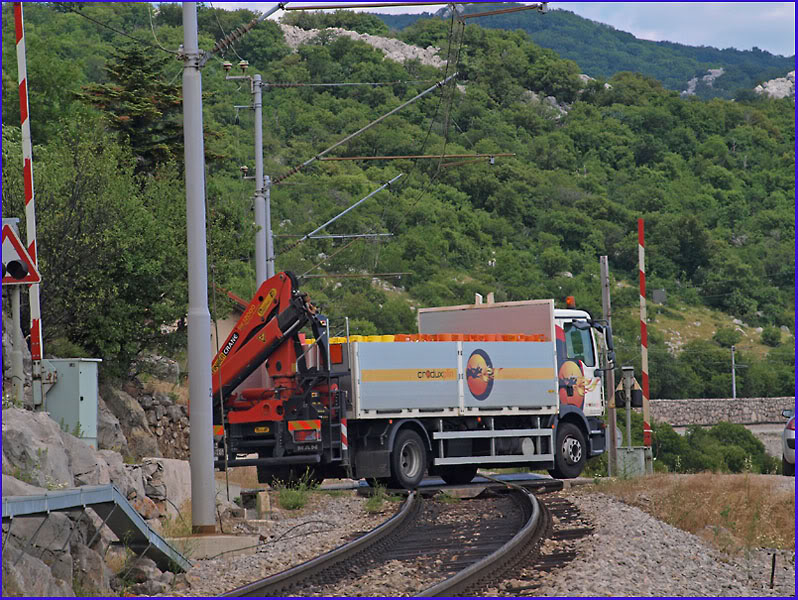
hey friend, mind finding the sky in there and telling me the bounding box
[213,2,795,56]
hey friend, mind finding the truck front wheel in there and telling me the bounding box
[549,422,586,479]
[390,429,427,489]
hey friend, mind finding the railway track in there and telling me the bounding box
[223,482,576,597]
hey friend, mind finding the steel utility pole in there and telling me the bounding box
[182,1,215,535]
[731,345,737,399]
[226,66,275,284]
[253,74,269,285]
[600,256,617,476]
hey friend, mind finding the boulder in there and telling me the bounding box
[2,473,47,496]
[125,556,162,584]
[132,353,180,381]
[98,450,146,500]
[100,385,160,459]
[71,543,113,594]
[59,430,110,486]
[2,541,74,597]
[141,458,191,519]
[2,407,74,488]
[97,394,129,455]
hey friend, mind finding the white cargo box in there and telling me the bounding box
[349,340,558,419]
[418,299,555,340]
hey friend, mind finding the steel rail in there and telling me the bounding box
[223,491,418,597]
[417,485,545,597]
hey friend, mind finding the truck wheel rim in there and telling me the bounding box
[399,441,422,479]
[562,436,582,465]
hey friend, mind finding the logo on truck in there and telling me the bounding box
[466,349,494,400]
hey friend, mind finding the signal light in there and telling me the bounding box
[3,259,29,280]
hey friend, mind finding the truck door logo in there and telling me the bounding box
[466,349,494,400]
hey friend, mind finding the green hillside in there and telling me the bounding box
[373,4,795,100]
[1,3,793,399]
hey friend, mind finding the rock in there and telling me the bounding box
[97,394,129,454]
[139,394,155,410]
[71,543,113,595]
[130,579,171,595]
[100,385,161,459]
[156,392,174,408]
[754,70,795,100]
[60,430,110,486]
[280,23,445,68]
[2,473,47,495]
[132,353,180,381]
[167,405,184,421]
[125,556,162,584]
[131,495,161,519]
[2,540,74,597]
[2,407,74,488]
[98,450,146,500]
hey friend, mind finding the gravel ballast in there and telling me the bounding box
[157,485,795,597]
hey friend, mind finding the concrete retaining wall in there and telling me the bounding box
[649,397,795,427]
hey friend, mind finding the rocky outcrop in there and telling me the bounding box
[280,23,445,68]
[1,407,197,596]
[754,70,795,100]
[100,384,161,459]
[682,68,725,96]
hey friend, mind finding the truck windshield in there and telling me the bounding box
[564,323,596,367]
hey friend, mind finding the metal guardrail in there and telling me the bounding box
[2,484,191,572]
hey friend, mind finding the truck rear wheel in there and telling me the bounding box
[548,422,586,479]
[438,465,478,486]
[390,429,426,489]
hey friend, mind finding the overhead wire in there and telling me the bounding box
[209,2,246,62]
[55,2,178,55]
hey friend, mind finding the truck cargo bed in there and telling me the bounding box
[348,340,558,419]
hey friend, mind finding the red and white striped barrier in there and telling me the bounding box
[341,417,348,452]
[639,219,651,446]
[15,2,45,410]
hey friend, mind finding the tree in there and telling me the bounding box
[2,119,186,375]
[76,45,183,175]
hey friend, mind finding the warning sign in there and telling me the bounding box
[2,224,40,285]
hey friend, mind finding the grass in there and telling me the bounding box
[621,303,773,360]
[364,482,402,513]
[143,377,189,406]
[589,473,795,555]
[273,470,319,510]
[216,466,261,489]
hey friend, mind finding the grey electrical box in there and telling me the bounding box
[45,358,102,449]
[616,446,653,478]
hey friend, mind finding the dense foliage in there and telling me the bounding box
[1,3,793,394]
[601,411,781,475]
[375,4,796,100]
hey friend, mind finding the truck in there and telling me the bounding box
[211,271,615,489]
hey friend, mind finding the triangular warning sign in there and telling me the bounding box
[2,224,40,285]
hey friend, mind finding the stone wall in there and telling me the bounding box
[649,397,795,427]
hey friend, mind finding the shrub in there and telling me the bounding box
[761,326,781,347]
[712,327,742,348]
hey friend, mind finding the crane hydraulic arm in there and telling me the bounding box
[210,272,324,410]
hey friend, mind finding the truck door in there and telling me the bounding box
[557,320,604,415]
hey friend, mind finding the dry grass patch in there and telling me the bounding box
[143,377,189,406]
[215,466,261,489]
[591,473,794,554]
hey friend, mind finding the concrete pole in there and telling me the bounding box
[253,74,267,285]
[600,256,617,476]
[731,345,737,399]
[182,1,215,534]
[265,175,275,279]
[11,287,25,406]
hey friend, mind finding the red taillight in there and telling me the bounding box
[293,430,320,442]
[788,418,795,431]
